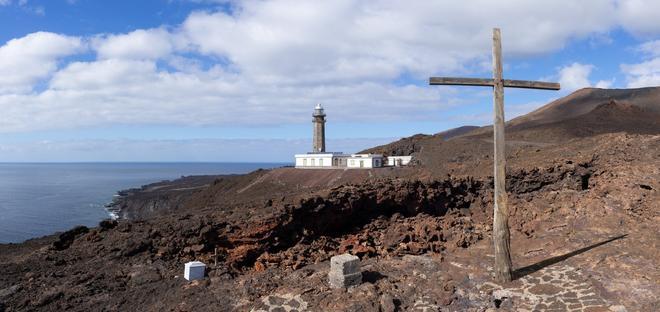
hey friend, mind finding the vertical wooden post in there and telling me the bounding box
[492,28,513,282]
[429,28,559,283]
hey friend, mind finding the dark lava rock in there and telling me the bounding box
[51,226,89,250]
[0,285,21,299]
[128,266,162,286]
[99,219,118,231]
[121,239,151,257]
[34,289,63,307]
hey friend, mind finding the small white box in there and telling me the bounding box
[184,261,206,281]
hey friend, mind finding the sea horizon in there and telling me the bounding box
[0,162,288,244]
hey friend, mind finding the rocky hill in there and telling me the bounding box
[507,87,660,128]
[360,126,479,156]
[0,87,658,311]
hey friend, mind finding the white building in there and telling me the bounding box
[347,154,384,168]
[295,153,349,168]
[386,156,412,167]
[295,153,386,169]
[294,104,410,169]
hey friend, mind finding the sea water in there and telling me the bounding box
[0,162,285,244]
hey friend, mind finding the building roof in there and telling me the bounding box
[294,152,350,157]
[350,153,383,158]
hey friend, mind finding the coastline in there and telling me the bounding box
[103,174,232,220]
[0,163,286,244]
[105,194,122,220]
[0,133,658,310]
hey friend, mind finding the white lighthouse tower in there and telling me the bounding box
[312,103,326,153]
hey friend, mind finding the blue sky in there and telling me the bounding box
[0,0,659,162]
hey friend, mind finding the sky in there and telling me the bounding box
[0,0,659,162]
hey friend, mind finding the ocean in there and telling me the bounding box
[0,162,286,244]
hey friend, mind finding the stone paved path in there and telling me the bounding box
[411,296,441,311]
[479,264,615,311]
[250,293,308,312]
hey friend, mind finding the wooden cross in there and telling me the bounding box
[429,28,560,282]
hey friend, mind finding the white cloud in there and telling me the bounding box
[93,28,174,60]
[0,32,83,93]
[594,79,614,89]
[620,39,660,88]
[555,62,616,91]
[558,63,594,91]
[622,58,660,88]
[180,0,617,83]
[0,0,657,134]
[51,59,157,90]
[617,0,660,36]
[0,63,448,132]
[8,0,46,15]
[637,39,660,56]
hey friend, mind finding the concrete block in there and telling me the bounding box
[329,254,362,288]
[330,254,360,274]
[184,261,206,281]
[329,271,362,288]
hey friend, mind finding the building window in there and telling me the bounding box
[359,160,364,168]
[375,159,380,167]
[303,158,307,166]
[311,158,315,166]
[350,159,355,166]
[319,158,324,166]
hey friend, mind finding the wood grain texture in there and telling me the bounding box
[503,79,560,90]
[429,77,560,90]
[429,77,494,86]
[491,27,513,283]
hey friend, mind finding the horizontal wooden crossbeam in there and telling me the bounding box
[429,77,560,90]
[504,79,561,90]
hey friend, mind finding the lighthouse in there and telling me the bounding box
[312,103,326,153]
[294,104,405,169]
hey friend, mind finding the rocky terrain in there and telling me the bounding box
[0,87,659,311]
